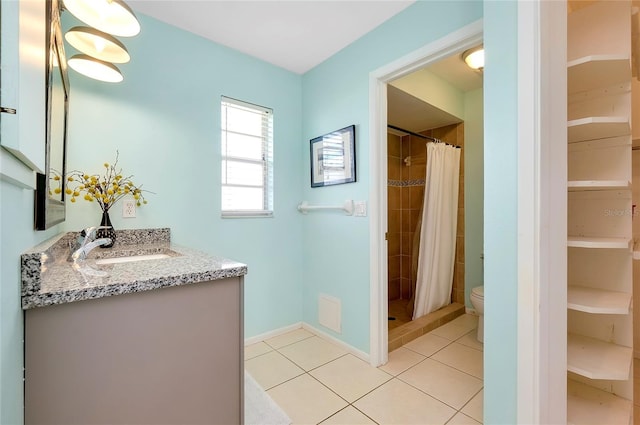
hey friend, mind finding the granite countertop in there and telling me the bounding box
[21,228,247,310]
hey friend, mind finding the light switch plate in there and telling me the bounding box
[354,201,367,217]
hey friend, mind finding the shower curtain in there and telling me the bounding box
[412,142,461,320]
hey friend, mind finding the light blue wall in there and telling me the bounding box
[61,13,305,339]
[464,87,484,305]
[1,178,62,425]
[300,1,482,353]
[483,1,518,423]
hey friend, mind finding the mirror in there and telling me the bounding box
[35,0,69,230]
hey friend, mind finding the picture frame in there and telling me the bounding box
[310,125,356,187]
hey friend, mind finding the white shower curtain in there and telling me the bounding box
[412,142,461,320]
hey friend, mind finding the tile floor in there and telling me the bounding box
[245,314,483,425]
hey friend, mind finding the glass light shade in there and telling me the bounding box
[68,54,124,83]
[463,47,484,70]
[62,0,140,37]
[65,26,130,63]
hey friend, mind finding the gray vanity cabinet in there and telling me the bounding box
[24,277,244,425]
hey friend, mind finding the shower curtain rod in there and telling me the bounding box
[387,124,461,149]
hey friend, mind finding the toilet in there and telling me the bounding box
[470,286,485,343]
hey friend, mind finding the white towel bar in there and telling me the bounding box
[297,200,354,215]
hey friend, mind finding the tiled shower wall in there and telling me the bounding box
[387,124,465,305]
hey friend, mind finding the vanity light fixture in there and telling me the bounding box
[462,46,484,71]
[68,54,124,83]
[65,26,130,63]
[62,0,140,37]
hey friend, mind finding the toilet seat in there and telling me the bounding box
[471,286,484,299]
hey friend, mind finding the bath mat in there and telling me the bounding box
[244,371,292,425]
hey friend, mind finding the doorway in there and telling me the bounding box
[368,20,483,367]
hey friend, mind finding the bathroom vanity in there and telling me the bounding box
[21,229,247,425]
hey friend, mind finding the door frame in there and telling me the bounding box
[368,19,483,368]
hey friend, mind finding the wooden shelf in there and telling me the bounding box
[567,379,632,425]
[567,333,632,380]
[567,55,630,94]
[568,116,630,143]
[567,180,630,191]
[567,285,631,314]
[567,236,632,249]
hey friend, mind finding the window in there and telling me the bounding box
[221,97,273,217]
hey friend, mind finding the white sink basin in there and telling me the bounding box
[95,254,171,265]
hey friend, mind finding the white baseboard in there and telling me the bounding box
[302,322,370,363]
[244,321,370,364]
[244,322,303,346]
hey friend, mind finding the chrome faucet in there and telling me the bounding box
[71,226,112,262]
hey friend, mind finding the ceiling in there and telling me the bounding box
[127,0,482,132]
[128,0,415,74]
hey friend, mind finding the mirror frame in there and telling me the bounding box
[35,0,69,230]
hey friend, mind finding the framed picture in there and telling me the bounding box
[310,125,356,187]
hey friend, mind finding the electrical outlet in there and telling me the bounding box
[122,199,136,218]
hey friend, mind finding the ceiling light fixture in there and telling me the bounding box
[62,0,141,37]
[65,26,130,63]
[68,54,124,83]
[462,46,484,71]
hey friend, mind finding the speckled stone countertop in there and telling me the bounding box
[21,228,247,310]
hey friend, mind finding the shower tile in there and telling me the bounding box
[389,157,402,180]
[388,256,401,281]
[402,162,412,180]
[400,278,412,300]
[411,137,427,156]
[310,354,392,403]
[388,279,401,301]
[278,336,347,371]
[401,328,425,346]
[267,374,347,425]
[432,343,483,379]
[401,210,412,232]
[401,255,412,280]
[401,231,413,255]
[388,134,402,158]
[398,358,483,410]
[389,234,401,256]
[389,187,401,210]
[244,351,305,390]
[410,163,426,180]
[402,187,410,209]
[379,347,426,376]
[409,186,424,210]
[457,208,465,235]
[410,209,421,232]
[354,379,455,425]
[404,333,452,357]
[389,210,401,233]
[244,342,273,360]
[456,236,465,263]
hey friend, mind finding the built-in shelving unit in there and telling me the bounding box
[567,180,631,191]
[567,1,634,421]
[567,285,631,314]
[567,236,632,249]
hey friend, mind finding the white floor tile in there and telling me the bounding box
[398,358,483,410]
[446,412,481,425]
[279,336,347,371]
[430,321,475,341]
[432,342,484,379]
[461,390,483,423]
[379,347,426,376]
[265,328,315,349]
[310,354,392,402]
[449,314,479,330]
[244,341,273,360]
[404,332,452,357]
[267,374,348,425]
[321,406,377,424]
[354,379,456,425]
[244,350,305,390]
[456,330,484,351]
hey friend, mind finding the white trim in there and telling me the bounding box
[244,322,302,346]
[302,322,370,363]
[517,1,566,423]
[244,321,370,363]
[368,19,483,368]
